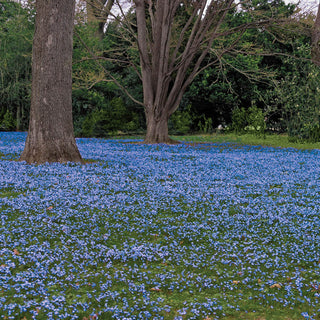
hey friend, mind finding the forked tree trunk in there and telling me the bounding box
[133,0,233,144]
[20,0,82,164]
[144,112,177,144]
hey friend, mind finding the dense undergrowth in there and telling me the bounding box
[0,132,320,319]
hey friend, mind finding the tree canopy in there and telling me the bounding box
[1,0,320,143]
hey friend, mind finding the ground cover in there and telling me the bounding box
[108,133,320,150]
[0,132,320,319]
[175,133,320,150]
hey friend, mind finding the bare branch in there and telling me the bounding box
[74,30,144,107]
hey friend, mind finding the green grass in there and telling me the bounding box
[112,132,320,150]
[173,133,320,150]
[0,186,25,198]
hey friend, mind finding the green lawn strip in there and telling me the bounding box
[0,186,26,199]
[173,133,320,150]
[112,132,320,150]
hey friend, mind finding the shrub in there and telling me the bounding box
[0,110,16,131]
[231,107,247,134]
[231,104,265,136]
[247,104,266,136]
[169,105,195,134]
[267,49,320,142]
[81,97,140,137]
[197,114,213,134]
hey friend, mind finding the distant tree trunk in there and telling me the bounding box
[16,105,21,131]
[20,0,82,164]
[86,0,114,40]
[312,3,320,66]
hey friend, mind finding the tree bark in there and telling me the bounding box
[20,0,83,164]
[144,111,178,144]
[134,0,176,144]
[312,3,320,66]
[16,105,21,131]
[133,0,234,144]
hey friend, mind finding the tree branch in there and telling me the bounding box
[74,30,144,107]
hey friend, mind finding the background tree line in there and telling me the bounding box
[1,0,319,142]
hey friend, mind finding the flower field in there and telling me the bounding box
[0,132,320,320]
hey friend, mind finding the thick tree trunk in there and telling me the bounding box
[144,110,178,144]
[20,0,82,164]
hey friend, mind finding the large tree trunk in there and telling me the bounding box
[134,0,176,144]
[144,111,178,144]
[20,0,82,164]
[133,0,232,144]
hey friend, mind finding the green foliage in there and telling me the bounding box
[0,0,33,130]
[247,104,266,136]
[231,104,266,136]
[73,18,144,137]
[73,24,105,88]
[231,107,247,134]
[185,68,239,129]
[197,115,214,134]
[267,44,320,142]
[0,110,16,131]
[169,105,195,135]
[80,97,140,137]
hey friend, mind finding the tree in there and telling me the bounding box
[20,0,83,164]
[74,0,299,141]
[312,2,320,66]
[86,0,114,39]
[0,0,33,131]
[132,0,287,143]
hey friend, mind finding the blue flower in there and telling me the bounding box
[1,132,320,318]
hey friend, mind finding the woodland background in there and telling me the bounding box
[1,0,320,142]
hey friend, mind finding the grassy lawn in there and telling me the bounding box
[174,133,320,150]
[110,132,320,150]
[0,132,320,319]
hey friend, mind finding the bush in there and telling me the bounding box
[81,97,140,137]
[231,104,265,136]
[247,104,266,136]
[0,110,16,131]
[231,107,247,134]
[288,122,320,143]
[169,105,195,134]
[267,49,320,142]
[197,114,213,134]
